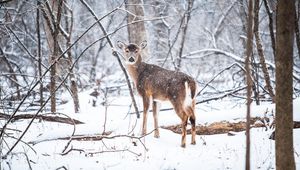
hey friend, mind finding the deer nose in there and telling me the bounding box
[129,57,135,62]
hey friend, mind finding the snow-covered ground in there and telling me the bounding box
[1,91,299,170]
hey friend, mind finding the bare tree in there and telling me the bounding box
[36,0,43,108]
[245,0,254,169]
[263,0,276,59]
[64,3,80,113]
[253,0,275,102]
[275,0,296,169]
[42,0,64,113]
[176,0,194,71]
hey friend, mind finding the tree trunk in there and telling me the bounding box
[295,1,300,60]
[263,0,276,59]
[65,5,80,113]
[42,0,63,113]
[37,0,43,108]
[176,0,194,71]
[275,0,296,169]
[254,0,275,102]
[125,0,148,57]
[245,0,254,169]
[51,0,63,113]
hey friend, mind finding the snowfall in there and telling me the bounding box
[1,90,299,170]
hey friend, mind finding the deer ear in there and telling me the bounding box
[117,41,125,49]
[140,40,147,49]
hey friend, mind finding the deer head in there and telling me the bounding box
[117,40,147,65]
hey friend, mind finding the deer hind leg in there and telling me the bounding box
[152,101,160,138]
[189,115,196,145]
[142,96,150,135]
[171,99,188,147]
[185,105,196,145]
[181,114,188,148]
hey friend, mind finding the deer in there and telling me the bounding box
[117,40,197,147]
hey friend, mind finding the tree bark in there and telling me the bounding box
[254,0,275,102]
[275,0,296,169]
[245,0,254,169]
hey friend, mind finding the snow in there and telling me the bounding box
[1,91,300,170]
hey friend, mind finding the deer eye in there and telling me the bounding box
[125,49,129,53]
[135,50,138,53]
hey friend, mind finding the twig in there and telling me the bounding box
[23,149,33,170]
[56,166,67,170]
[197,63,246,96]
[41,112,77,154]
[2,132,37,156]
[61,146,141,157]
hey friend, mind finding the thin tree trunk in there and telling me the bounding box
[50,0,63,113]
[275,0,296,169]
[254,0,275,102]
[65,4,80,113]
[37,0,43,108]
[245,0,254,169]
[295,1,300,60]
[263,0,276,59]
[177,0,194,71]
[43,0,63,113]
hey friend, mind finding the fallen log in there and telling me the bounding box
[0,113,84,125]
[161,117,300,135]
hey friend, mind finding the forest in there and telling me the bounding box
[0,0,299,169]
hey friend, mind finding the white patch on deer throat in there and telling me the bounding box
[184,81,192,107]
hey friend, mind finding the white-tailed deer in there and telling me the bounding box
[117,40,197,147]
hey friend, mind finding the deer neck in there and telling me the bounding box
[125,57,142,86]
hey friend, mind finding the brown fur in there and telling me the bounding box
[118,41,197,147]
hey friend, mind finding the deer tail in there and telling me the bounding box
[184,79,197,107]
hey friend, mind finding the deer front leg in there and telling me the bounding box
[152,101,160,138]
[142,97,150,135]
[181,115,188,148]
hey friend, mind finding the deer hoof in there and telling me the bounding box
[191,141,196,145]
[181,143,186,148]
[154,131,160,138]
